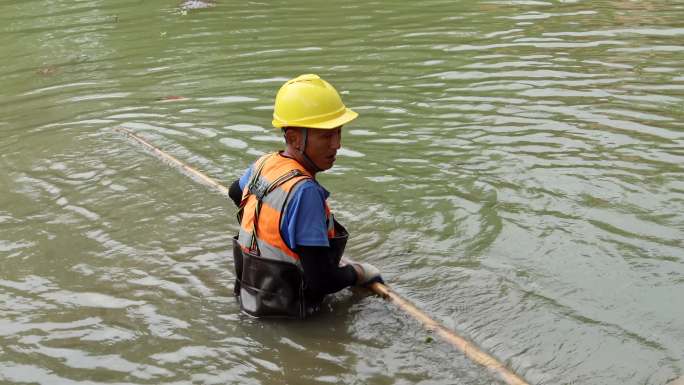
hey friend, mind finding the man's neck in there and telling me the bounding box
[281,149,318,177]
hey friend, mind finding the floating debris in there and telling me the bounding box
[36,66,59,76]
[179,0,215,10]
[156,95,187,101]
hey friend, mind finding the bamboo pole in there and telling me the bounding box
[369,282,529,385]
[115,127,531,385]
[114,127,230,196]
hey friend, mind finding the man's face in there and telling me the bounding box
[304,126,342,171]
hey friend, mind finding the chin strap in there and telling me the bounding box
[297,128,322,174]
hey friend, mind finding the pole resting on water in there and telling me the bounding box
[115,127,531,385]
[114,127,230,197]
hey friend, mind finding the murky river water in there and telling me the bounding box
[1,1,683,384]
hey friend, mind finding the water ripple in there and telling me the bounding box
[2,1,684,384]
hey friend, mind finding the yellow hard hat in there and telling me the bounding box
[272,74,358,129]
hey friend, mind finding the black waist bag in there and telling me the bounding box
[232,236,306,319]
[328,219,349,266]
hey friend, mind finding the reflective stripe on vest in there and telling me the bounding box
[237,152,334,264]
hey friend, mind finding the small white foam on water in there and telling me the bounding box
[63,204,100,221]
[0,240,34,254]
[349,129,375,136]
[251,357,280,372]
[0,363,80,384]
[365,175,398,183]
[246,148,266,157]
[395,158,429,164]
[337,148,365,158]
[368,138,412,144]
[172,122,194,128]
[196,96,257,104]
[71,263,95,276]
[188,126,217,137]
[107,113,166,119]
[128,276,191,298]
[251,135,282,142]
[49,162,67,171]
[296,46,322,51]
[16,175,61,197]
[0,276,55,293]
[68,92,130,102]
[279,337,306,351]
[150,346,220,364]
[41,291,145,309]
[128,304,190,340]
[0,317,101,337]
[68,171,97,180]
[107,183,127,192]
[219,138,248,149]
[224,124,265,132]
[242,77,290,84]
[33,345,172,379]
[85,229,138,257]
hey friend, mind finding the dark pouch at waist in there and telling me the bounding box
[328,219,349,266]
[232,236,244,296]
[232,237,305,319]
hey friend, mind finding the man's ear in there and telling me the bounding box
[283,127,301,149]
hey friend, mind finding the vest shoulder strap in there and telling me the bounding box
[240,154,312,253]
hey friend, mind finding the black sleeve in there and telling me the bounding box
[296,245,357,297]
[229,179,242,207]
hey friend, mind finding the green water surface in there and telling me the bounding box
[1,1,683,384]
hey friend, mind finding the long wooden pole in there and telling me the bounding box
[115,127,531,385]
[369,282,529,385]
[114,127,230,196]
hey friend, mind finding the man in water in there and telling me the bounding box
[228,74,383,318]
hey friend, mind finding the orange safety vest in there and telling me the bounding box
[232,152,348,318]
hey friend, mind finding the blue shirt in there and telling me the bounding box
[239,164,330,248]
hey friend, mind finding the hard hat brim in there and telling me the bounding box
[273,108,358,129]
